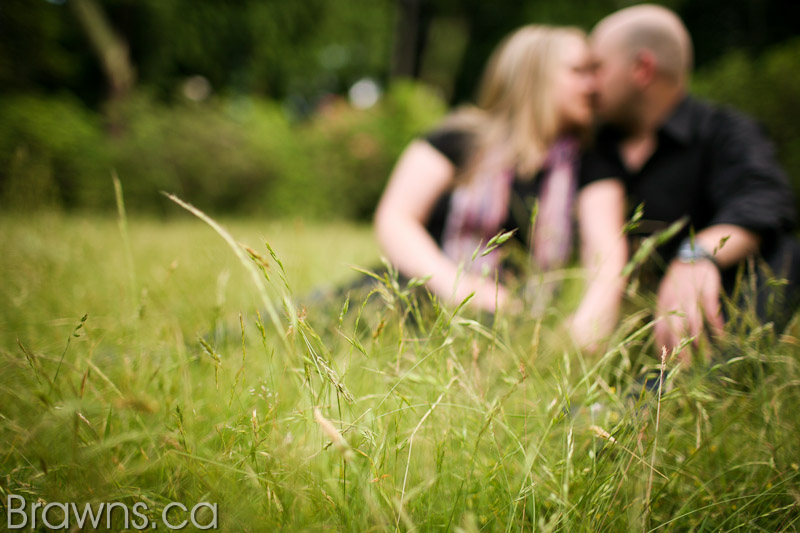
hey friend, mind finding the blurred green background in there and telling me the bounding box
[1,0,799,219]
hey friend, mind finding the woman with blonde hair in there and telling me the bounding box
[375,24,598,313]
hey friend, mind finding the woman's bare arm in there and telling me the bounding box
[374,140,508,310]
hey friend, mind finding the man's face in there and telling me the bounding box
[589,32,638,125]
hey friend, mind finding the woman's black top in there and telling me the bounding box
[423,128,544,249]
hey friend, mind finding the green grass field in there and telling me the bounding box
[1,207,799,531]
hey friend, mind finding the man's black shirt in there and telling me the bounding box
[580,96,796,263]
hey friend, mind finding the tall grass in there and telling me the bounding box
[1,208,799,531]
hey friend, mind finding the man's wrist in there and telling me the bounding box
[675,237,719,268]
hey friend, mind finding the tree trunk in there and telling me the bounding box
[391,0,423,79]
[70,0,134,132]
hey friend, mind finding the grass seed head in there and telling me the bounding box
[589,425,617,444]
[314,408,354,461]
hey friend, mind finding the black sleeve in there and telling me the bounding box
[578,148,624,189]
[705,108,796,236]
[424,128,473,169]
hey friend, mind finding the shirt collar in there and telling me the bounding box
[658,95,693,146]
[594,94,695,150]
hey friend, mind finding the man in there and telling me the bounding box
[572,4,799,362]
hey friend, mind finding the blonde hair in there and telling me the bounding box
[443,25,587,182]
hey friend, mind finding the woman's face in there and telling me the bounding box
[553,36,595,132]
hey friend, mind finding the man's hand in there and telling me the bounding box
[654,259,724,364]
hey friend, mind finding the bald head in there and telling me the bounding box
[592,4,693,83]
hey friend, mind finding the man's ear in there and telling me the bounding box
[632,49,657,87]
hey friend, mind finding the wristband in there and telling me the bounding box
[676,237,719,268]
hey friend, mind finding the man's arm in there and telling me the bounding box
[655,106,787,362]
[692,224,761,269]
[655,224,759,362]
[570,179,629,351]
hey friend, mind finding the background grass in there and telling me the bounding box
[1,210,799,531]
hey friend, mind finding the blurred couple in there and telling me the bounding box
[374,4,799,363]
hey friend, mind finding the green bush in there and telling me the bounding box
[0,94,110,210]
[693,38,800,208]
[0,81,446,218]
[299,80,447,220]
[110,94,288,215]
